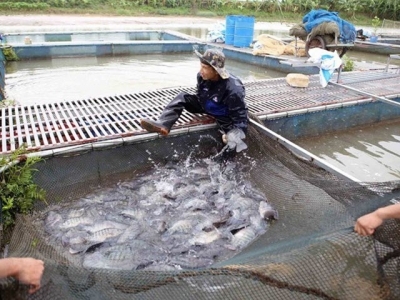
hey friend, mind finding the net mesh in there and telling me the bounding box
[381,19,400,35]
[1,124,399,300]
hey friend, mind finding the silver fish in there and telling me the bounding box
[228,226,256,250]
[183,199,209,211]
[149,219,167,234]
[81,220,128,233]
[61,230,89,247]
[167,219,193,234]
[86,228,124,244]
[116,224,142,244]
[45,211,63,229]
[259,201,279,220]
[119,209,145,220]
[104,245,132,261]
[155,180,175,195]
[69,242,103,255]
[189,230,221,246]
[67,208,85,218]
[82,251,136,270]
[38,155,281,272]
[250,215,267,234]
[138,184,156,197]
[59,217,93,229]
[228,195,257,211]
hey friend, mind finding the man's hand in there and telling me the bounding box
[354,211,383,236]
[226,128,247,152]
[10,258,44,294]
[354,204,400,236]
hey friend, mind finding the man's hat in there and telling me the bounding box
[195,49,230,79]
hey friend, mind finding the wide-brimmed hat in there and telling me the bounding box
[195,49,230,79]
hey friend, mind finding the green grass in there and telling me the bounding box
[0,6,380,27]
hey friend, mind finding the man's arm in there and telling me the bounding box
[225,90,248,134]
[224,76,248,133]
[0,257,44,294]
[354,204,400,236]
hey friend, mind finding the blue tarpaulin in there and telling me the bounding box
[302,9,356,43]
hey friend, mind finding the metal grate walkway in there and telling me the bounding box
[1,70,400,155]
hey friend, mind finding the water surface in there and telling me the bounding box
[295,119,400,182]
[5,54,285,105]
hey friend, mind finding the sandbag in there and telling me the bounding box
[283,40,307,57]
[252,34,286,56]
[286,73,310,88]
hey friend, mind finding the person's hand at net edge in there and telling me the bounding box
[225,128,247,153]
[0,257,44,294]
[354,203,400,236]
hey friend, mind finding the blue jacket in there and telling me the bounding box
[196,73,248,133]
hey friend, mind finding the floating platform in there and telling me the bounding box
[1,69,399,156]
[354,38,400,55]
[1,30,400,159]
[3,29,397,75]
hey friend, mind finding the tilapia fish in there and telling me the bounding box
[189,229,221,246]
[86,228,125,244]
[83,248,137,270]
[37,156,279,271]
[59,217,93,229]
[227,226,256,250]
[67,227,125,254]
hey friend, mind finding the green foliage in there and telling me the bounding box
[0,46,19,61]
[31,238,39,248]
[0,2,50,10]
[0,99,16,108]
[371,16,381,34]
[341,54,354,72]
[336,0,363,19]
[0,146,47,229]
[196,10,218,17]
[0,0,398,22]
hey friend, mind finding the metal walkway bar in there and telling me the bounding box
[1,70,400,155]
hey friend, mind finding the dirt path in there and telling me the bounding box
[0,14,220,26]
[1,14,399,35]
[0,14,294,33]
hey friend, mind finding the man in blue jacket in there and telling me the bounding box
[140,48,248,152]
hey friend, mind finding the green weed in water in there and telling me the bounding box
[1,45,19,61]
[0,146,47,229]
[342,55,354,72]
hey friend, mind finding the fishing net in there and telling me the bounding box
[1,122,400,300]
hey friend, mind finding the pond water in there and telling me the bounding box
[4,54,285,105]
[3,26,400,183]
[295,119,400,182]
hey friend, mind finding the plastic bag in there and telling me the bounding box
[307,48,342,87]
